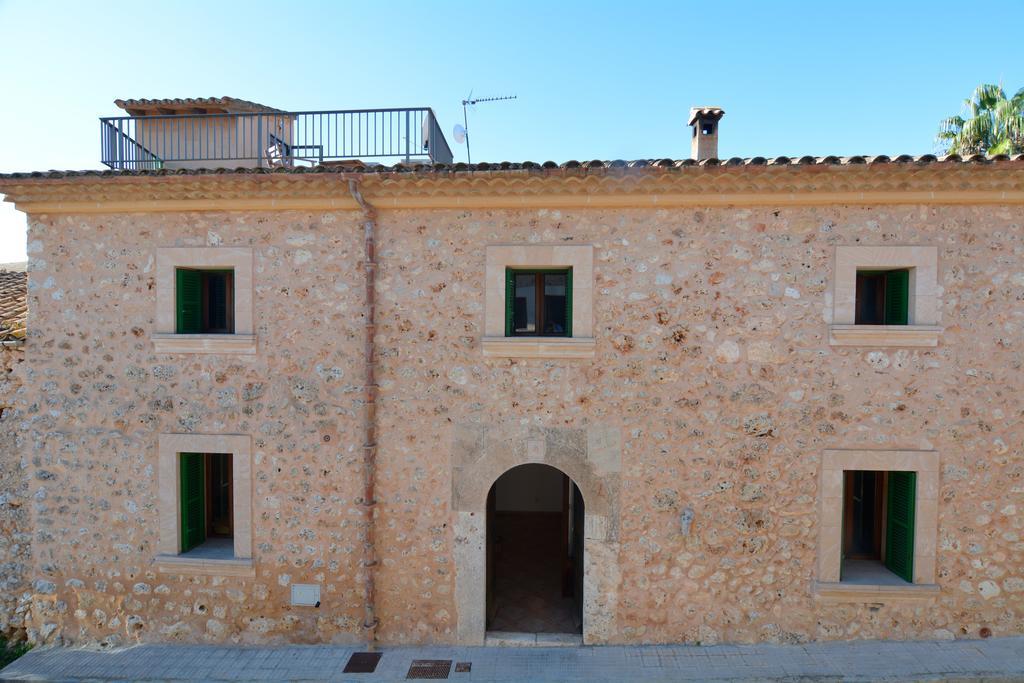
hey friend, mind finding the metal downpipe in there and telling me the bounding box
[348,178,380,647]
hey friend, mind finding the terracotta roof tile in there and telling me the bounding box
[1,154,1021,182]
[114,97,285,115]
[0,271,27,343]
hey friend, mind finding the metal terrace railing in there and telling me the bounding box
[100,107,453,170]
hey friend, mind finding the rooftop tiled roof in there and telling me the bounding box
[0,271,27,343]
[114,96,285,115]
[2,154,1022,181]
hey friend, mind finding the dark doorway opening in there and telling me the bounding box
[486,464,584,634]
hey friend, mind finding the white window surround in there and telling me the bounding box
[829,246,941,347]
[153,247,256,354]
[483,244,595,359]
[156,433,254,576]
[813,449,939,603]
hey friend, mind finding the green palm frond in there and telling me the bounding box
[938,82,1023,155]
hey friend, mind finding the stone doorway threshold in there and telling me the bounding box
[485,631,583,647]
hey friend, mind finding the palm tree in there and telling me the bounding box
[937,83,1024,156]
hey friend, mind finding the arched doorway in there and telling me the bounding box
[485,464,584,636]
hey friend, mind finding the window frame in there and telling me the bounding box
[483,244,595,359]
[505,267,573,338]
[157,434,253,576]
[815,449,938,601]
[829,246,941,347]
[154,247,255,354]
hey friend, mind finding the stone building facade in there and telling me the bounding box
[0,270,28,638]
[0,156,1022,648]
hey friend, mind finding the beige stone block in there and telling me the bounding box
[584,514,608,542]
[453,510,486,645]
[821,469,844,500]
[481,337,596,359]
[818,525,842,581]
[912,294,938,325]
[586,426,622,475]
[914,555,936,585]
[571,287,593,336]
[812,580,939,603]
[151,334,257,355]
[582,539,619,644]
[918,470,939,499]
[526,438,545,462]
[829,325,941,347]
[154,555,255,578]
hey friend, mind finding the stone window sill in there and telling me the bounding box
[482,336,596,359]
[811,580,939,603]
[829,325,941,348]
[154,554,255,577]
[152,334,257,354]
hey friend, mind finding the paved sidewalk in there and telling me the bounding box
[2,637,1023,682]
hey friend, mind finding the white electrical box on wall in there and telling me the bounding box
[290,584,321,607]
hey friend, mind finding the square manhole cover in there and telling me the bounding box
[455,662,472,673]
[406,659,452,679]
[343,651,383,674]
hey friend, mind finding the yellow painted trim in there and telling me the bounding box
[13,190,1024,214]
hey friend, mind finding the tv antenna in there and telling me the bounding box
[455,92,517,164]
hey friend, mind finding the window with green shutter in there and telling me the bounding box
[855,269,910,325]
[841,469,916,584]
[179,452,206,553]
[504,268,572,337]
[885,471,916,583]
[179,452,234,555]
[175,268,235,334]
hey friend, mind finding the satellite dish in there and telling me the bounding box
[453,124,467,144]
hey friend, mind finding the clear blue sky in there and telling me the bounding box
[1,0,1020,261]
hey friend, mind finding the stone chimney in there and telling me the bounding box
[688,107,725,161]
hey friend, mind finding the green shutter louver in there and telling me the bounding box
[176,268,203,334]
[885,471,916,583]
[565,268,573,337]
[884,269,910,325]
[180,452,206,553]
[505,268,515,337]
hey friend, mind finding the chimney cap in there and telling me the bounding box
[688,107,725,126]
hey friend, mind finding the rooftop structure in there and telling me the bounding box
[101,96,453,170]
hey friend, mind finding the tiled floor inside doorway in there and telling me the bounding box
[487,512,581,634]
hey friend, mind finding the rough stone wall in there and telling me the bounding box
[18,202,1024,647]
[0,343,28,638]
[21,212,368,646]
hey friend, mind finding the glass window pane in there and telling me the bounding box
[543,273,568,335]
[855,272,884,325]
[514,273,536,333]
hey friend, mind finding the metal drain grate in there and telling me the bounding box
[343,651,383,674]
[406,659,452,679]
[454,661,472,673]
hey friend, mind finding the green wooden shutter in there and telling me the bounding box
[885,471,916,583]
[176,268,203,334]
[564,268,573,337]
[505,268,516,337]
[179,452,206,553]
[884,269,910,325]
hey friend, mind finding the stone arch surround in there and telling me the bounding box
[451,423,621,644]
